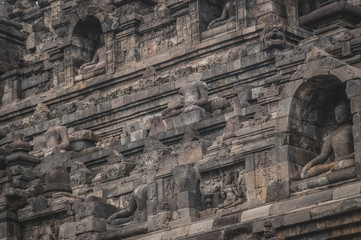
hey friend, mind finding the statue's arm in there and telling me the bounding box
[208,1,230,28]
[89,50,100,64]
[106,195,137,223]
[218,1,230,21]
[127,194,137,214]
[195,82,208,106]
[80,50,100,68]
[58,128,70,150]
[305,136,332,169]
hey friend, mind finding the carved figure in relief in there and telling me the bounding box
[101,150,135,182]
[301,103,354,179]
[200,175,221,208]
[219,174,238,207]
[207,0,236,29]
[107,182,148,225]
[31,126,70,158]
[162,80,209,119]
[78,35,106,75]
[219,171,246,208]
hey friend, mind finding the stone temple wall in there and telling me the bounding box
[1,0,361,239]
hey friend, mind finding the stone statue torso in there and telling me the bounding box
[45,127,63,148]
[96,46,106,62]
[179,81,203,106]
[330,124,354,160]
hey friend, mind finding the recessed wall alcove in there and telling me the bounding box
[283,70,357,192]
[71,16,103,75]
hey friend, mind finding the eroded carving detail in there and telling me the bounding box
[101,150,136,182]
[260,14,286,50]
[70,161,92,186]
[219,170,246,208]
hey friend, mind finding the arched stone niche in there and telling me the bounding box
[63,3,117,85]
[72,16,103,74]
[279,55,361,191]
[288,76,348,175]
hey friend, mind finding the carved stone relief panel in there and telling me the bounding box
[199,164,246,211]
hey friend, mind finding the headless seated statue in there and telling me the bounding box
[208,0,236,29]
[107,183,148,226]
[301,104,354,179]
[31,126,70,158]
[162,80,209,119]
[78,35,106,75]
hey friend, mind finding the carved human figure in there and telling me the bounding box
[107,182,148,225]
[301,104,354,179]
[219,172,245,208]
[207,0,236,29]
[78,35,106,75]
[31,126,70,158]
[162,80,209,119]
[219,174,237,207]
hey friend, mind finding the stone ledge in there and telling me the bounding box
[72,115,225,169]
[290,167,357,192]
[122,189,361,239]
[240,204,271,222]
[5,152,41,167]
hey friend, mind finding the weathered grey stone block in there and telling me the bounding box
[346,79,361,98]
[130,129,148,142]
[59,222,77,239]
[212,213,239,229]
[77,201,117,220]
[177,191,202,210]
[269,198,298,215]
[311,202,342,219]
[173,110,204,129]
[296,190,333,208]
[241,205,271,222]
[283,209,311,226]
[71,140,96,152]
[75,216,106,235]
